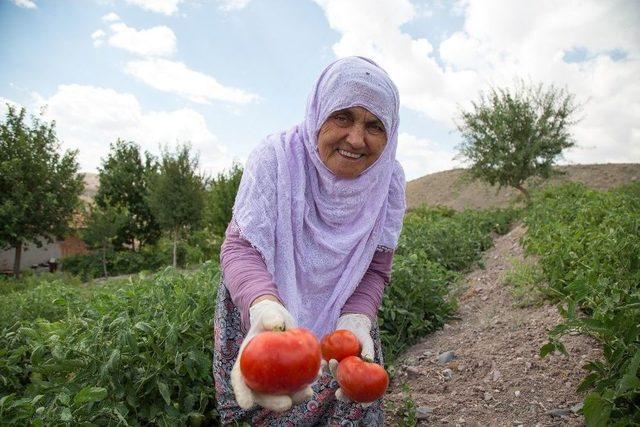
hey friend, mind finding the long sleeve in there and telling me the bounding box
[340,249,394,322]
[219,221,281,332]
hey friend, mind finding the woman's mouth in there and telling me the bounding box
[338,149,363,159]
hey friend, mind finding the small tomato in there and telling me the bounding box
[240,327,321,394]
[336,355,389,403]
[320,329,361,362]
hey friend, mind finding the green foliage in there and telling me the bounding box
[503,258,548,307]
[523,182,640,425]
[456,82,578,201]
[148,145,206,267]
[204,162,243,236]
[82,203,129,277]
[95,139,160,248]
[0,264,219,425]
[0,104,84,278]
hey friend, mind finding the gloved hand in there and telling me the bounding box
[328,313,375,405]
[231,299,316,412]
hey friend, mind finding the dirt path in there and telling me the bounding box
[384,223,601,426]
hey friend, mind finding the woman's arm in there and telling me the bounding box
[340,249,394,322]
[220,221,282,332]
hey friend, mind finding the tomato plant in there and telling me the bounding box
[240,328,321,394]
[320,329,360,362]
[336,356,389,403]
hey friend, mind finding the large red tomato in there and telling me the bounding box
[336,356,389,403]
[320,329,361,362]
[240,328,321,394]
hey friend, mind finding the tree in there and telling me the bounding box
[148,145,205,268]
[82,203,129,278]
[0,105,84,279]
[204,162,243,236]
[95,139,160,250]
[455,82,579,203]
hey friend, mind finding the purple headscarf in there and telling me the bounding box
[232,56,406,338]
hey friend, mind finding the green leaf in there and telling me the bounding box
[73,386,108,405]
[157,381,171,405]
[539,342,556,358]
[616,373,640,394]
[135,321,153,334]
[60,407,72,422]
[583,393,612,427]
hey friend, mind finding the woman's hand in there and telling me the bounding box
[328,313,375,404]
[231,299,315,412]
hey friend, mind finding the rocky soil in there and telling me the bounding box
[384,223,601,426]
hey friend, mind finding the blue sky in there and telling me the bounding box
[1,0,639,180]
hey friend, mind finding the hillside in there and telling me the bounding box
[406,163,640,211]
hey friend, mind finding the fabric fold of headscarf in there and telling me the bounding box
[232,56,406,338]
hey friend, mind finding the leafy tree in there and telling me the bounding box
[148,145,205,268]
[82,203,129,278]
[204,162,243,236]
[0,105,84,279]
[455,82,579,202]
[95,139,160,250]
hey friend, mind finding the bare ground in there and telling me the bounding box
[384,223,601,426]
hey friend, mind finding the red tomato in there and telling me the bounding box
[320,329,361,362]
[240,328,321,394]
[336,356,389,403]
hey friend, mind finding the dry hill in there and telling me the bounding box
[406,163,640,211]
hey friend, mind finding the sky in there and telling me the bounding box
[1,0,639,181]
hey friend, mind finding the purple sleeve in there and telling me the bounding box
[219,222,281,332]
[340,249,394,322]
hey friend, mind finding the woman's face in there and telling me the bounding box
[317,106,387,179]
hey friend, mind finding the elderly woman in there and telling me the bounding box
[213,56,405,426]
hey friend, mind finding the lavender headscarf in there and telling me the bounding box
[232,56,406,338]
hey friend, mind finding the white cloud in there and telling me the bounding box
[107,22,177,57]
[35,85,234,175]
[101,12,120,22]
[11,0,37,9]
[125,58,260,104]
[124,0,182,15]
[313,0,640,168]
[396,132,461,180]
[91,29,106,47]
[218,0,251,11]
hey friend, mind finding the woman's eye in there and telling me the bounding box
[368,124,385,134]
[332,115,351,126]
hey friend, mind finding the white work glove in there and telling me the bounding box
[231,300,316,412]
[328,313,374,405]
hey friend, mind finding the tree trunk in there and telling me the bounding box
[102,243,108,278]
[172,228,178,268]
[13,240,22,280]
[514,184,531,204]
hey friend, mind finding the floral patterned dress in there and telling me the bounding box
[212,279,385,426]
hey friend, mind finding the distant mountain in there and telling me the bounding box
[406,163,640,211]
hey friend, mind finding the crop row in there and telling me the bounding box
[522,182,640,426]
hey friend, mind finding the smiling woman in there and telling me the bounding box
[317,106,387,179]
[213,56,406,426]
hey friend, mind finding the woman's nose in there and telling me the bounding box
[346,125,366,149]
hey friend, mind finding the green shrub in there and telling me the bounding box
[0,263,219,425]
[523,182,640,425]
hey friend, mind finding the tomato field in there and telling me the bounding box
[1,183,638,425]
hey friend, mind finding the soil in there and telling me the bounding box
[384,223,602,426]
